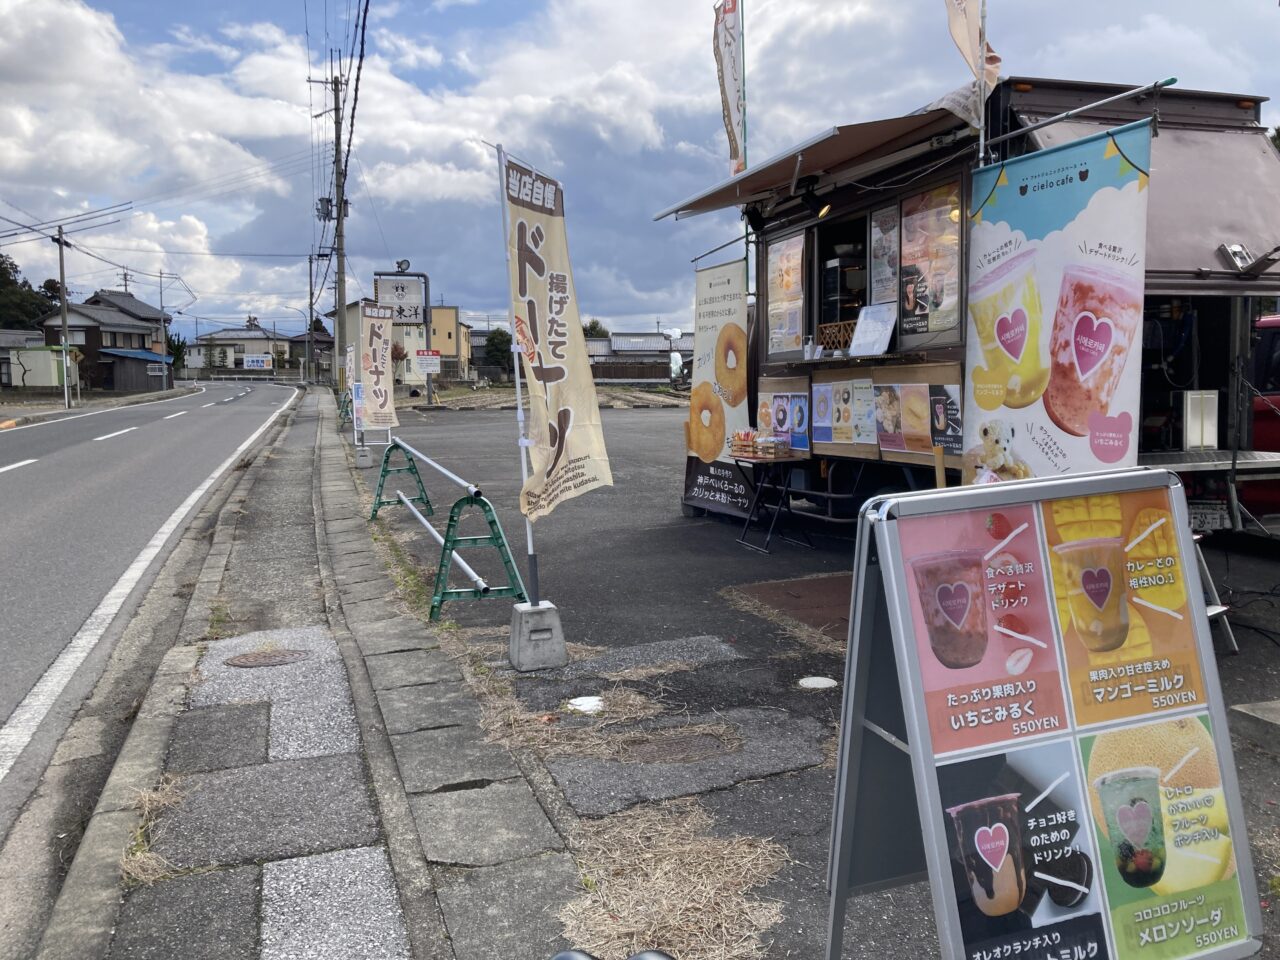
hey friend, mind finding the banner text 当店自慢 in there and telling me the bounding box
[359,301,400,431]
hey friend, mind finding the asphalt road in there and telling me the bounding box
[0,382,295,777]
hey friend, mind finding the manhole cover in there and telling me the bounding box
[224,650,310,669]
[621,733,729,765]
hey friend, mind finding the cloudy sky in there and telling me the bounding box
[1,0,1277,341]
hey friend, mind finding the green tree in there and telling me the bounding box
[484,327,513,373]
[582,317,610,338]
[0,253,54,330]
[216,346,228,369]
[1272,127,1280,151]
[202,340,215,374]
[166,331,187,371]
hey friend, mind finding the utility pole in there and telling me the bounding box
[332,73,348,389]
[158,271,169,389]
[307,254,316,383]
[56,226,70,409]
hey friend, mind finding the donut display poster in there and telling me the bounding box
[936,739,1110,960]
[963,120,1152,485]
[1041,489,1205,730]
[683,259,752,517]
[766,234,805,357]
[1078,715,1249,960]
[897,504,1069,756]
[812,383,834,443]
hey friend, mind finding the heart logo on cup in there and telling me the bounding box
[1081,567,1112,610]
[974,823,1010,872]
[1116,800,1153,846]
[995,308,1029,362]
[936,582,971,628]
[1072,311,1113,380]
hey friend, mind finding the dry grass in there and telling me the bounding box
[560,799,788,960]
[821,730,840,770]
[121,775,185,887]
[600,659,697,682]
[719,585,846,657]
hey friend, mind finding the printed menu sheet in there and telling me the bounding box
[895,485,1251,960]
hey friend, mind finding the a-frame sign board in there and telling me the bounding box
[827,468,1263,960]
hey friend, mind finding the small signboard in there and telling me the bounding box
[827,469,1262,960]
[415,349,442,375]
[847,302,897,357]
[244,354,273,370]
[146,363,166,377]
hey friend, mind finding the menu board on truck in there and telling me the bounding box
[963,120,1152,483]
[767,233,806,357]
[899,182,962,339]
[826,469,1262,960]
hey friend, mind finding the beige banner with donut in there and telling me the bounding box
[684,259,752,515]
[502,156,613,521]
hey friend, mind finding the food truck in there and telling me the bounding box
[657,77,1280,534]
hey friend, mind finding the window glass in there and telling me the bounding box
[234,344,245,353]
[766,233,806,358]
[898,181,962,338]
[69,330,86,345]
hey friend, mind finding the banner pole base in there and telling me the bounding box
[526,551,541,607]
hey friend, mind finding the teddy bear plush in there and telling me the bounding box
[962,418,1032,482]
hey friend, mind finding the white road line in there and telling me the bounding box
[93,427,137,441]
[0,458,37,475]
[163,411,188,420]
[202,403,216,408]
[0,393,296,783]
[0,386,206,434]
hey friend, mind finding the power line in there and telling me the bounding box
[73,245,310,258]
[342,0,371,194]
[354,154,391,262]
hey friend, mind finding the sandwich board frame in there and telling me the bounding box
[827,467,1262,960]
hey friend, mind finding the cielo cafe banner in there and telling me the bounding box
[963,120,1152,483]
[685,258,751,516]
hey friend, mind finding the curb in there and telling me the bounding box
[0,386,200,430]
[1228,700,1280,756]
[34,394,302,960]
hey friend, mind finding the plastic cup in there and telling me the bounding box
[1095,766,1165,888]
[1043,264,1144,436]
[1053,537,1129,652]
[911,550,988,669]
[947,793,1026,917]
[967,248,1049,408]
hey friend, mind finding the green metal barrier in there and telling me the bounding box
[370,442,432,520]
[370,436,527,620]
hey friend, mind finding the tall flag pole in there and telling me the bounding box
[714,0,746,177]
[944,0,1001,154]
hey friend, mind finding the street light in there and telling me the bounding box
[277,306,311,382]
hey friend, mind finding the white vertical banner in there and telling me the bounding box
[713,0,746,176]
[359,302,400,431]
[501,156,613,521]
[944,0,1000,89]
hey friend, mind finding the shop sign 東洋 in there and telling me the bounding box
[684,258,752,516]
[962,120,1151,483]
[826,471,1261,960]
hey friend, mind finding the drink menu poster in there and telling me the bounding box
[895,485,1252,960]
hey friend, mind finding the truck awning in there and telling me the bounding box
[653,108,965,221]
[1026,117,1280,295]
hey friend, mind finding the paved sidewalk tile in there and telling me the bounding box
[410,781,563,866]
[366,649,462,689]
[377,682,482,735]
[351,618,438,657]
[338,578,394,603]
[436,853,578,960]
[344,598,401,624]
[261,846,410,960]
[167,704,269,774]
[109,866,259,960]
[391,725,519,794]
[152,755,379,869]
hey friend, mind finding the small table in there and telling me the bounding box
[733,455,815,554]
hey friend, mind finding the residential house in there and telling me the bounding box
[0,329,45,388]
[288,328,334,378]
[327,299,473,384]
[38,289,172,391]
[192,319,290,371]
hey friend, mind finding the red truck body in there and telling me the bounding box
[1243,315,1280,515]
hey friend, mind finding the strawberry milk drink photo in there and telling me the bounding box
[967,247,1049,409]
[909,550,988,669]
[1043,263,1143,437]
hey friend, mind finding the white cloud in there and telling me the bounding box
[373,28,444,70]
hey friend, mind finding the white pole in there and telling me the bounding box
[495,144,541,606]
[977,0,988,166]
